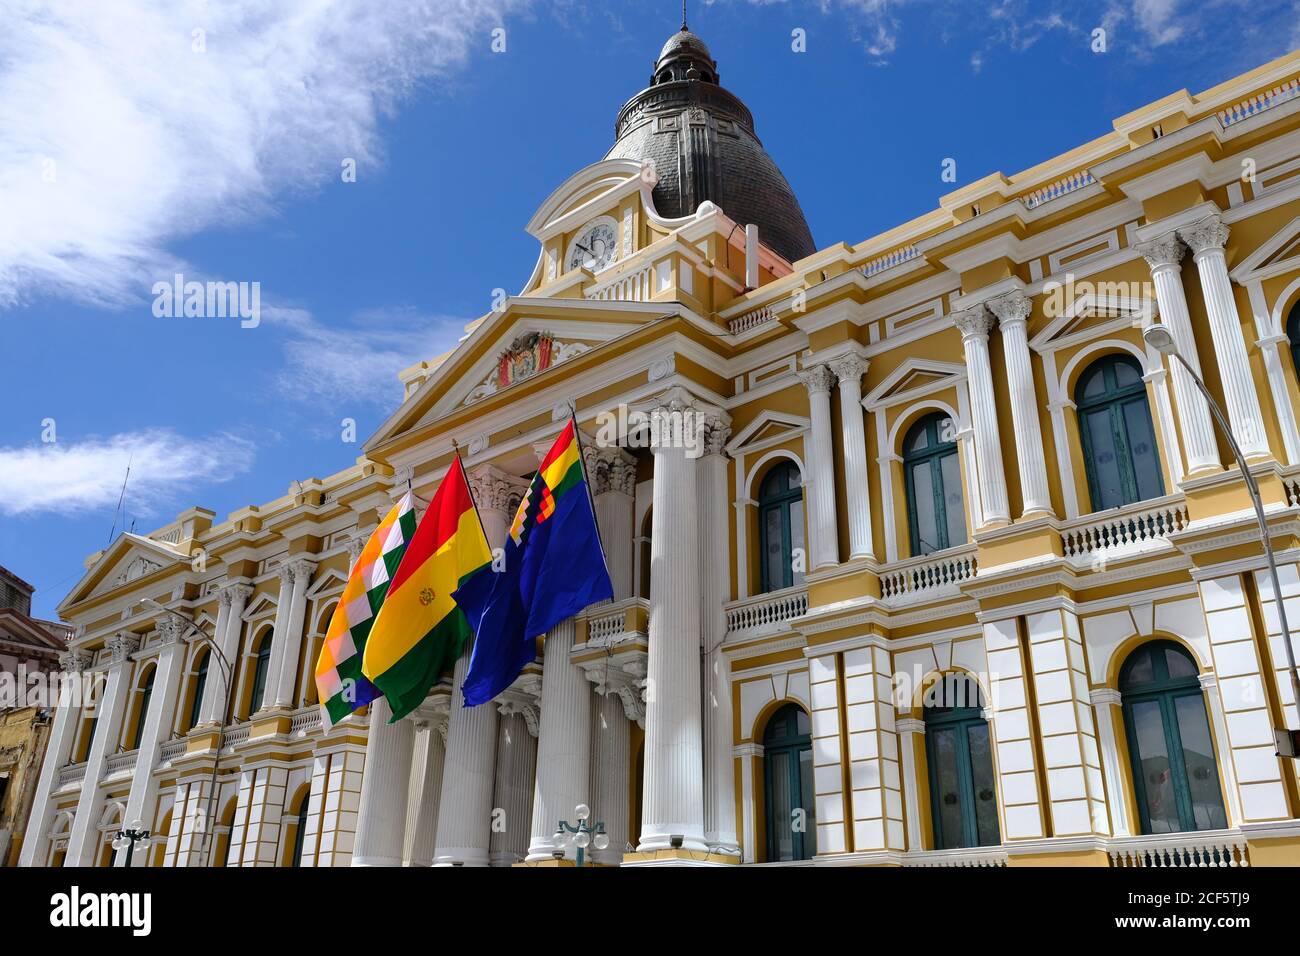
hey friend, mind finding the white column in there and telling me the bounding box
[18,650,90,867]
[1199,673,1245,827]
[830,353,874,558]
[352,696,414,866]
[954,307,1010,525]
[271,559,314,708]
[1088,689,1132,838]
[490,708,537,865]
[527,619,591,861]
[1136,234,1222,475]
[200,584,250,726]
[896,717,925,850]
[1180,215,1271,459]
[66,634,138,866]
[262,566,295,715]
[798,364,841,569]
[433,647,498,866]
[988,292,1053,516]
[404,716,447,866]
[116,622,187,865]
[1247,281,1300,464]
[639,390,708,852]
[590,690,630,865]
[586,445,637,600]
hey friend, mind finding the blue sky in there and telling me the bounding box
[3,0,1298,619]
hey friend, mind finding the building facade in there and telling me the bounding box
[20,31,1300,867]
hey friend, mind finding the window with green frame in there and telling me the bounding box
[1288,301,1300,383]
[923,674,999,850]
[187,650,209,731]
[130,667,155,750]
[1120,641,1227,835]
[248,631,273,716]
[903,413,967,556]
[762,703,816,861]
[1075,354,1164,512]
[290,797,310,866]
[757,461,805,593]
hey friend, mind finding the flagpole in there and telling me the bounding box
[453,439,494,548]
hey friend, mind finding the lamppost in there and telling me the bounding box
[112,820,150,867]
[137,598,237,863]
[1143,322,1300,755]
[552,803,608,867]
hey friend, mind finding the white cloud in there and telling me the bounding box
[0,0,528,309]
[0,429,255,516]
[1132,0,1184,46]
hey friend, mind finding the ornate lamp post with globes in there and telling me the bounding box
[552,804,608,867]
[112,820,150,867]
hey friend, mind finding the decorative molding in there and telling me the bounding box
[985,291,1031,326]
[462,332,591,407]
[796,363,835,396]
[1178,215,1229,255]
[953,306,994,340]
[828,353,869,386]
[1134,233,1186,269]
[106,633,140,664]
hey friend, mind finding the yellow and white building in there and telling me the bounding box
[20,29,1300,868]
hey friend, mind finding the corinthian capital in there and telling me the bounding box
[828,353,869,386]
[582,445,638,496]
[953,306,994,341]
[986,291,1032,327]
[157,618,188,646]
[107,633,140,664]
[797,364,835,396]
[1178,216,1229,255]
[1134,233,1185,269]
[289,559,317,586]
[58,650,92,673]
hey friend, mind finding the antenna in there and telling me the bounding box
[682,0,688,30]
[108,456,132,546]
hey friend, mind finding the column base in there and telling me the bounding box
[351,855,403,867]
[431,848,490,867]
[621,848,740,867]
[513,858,578,867]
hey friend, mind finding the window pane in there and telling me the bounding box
[1113,360,1141,389]
[769,750,794,861]
[1130,699,1179,833]
[763,506,786,591]
[910,460,940,555]
[786,467,802,489]
[1083,408,1125,509]
[930,727,965,849]
[1080,367,1106,399]
[798,747,816,860]
[789,499,805,587]
[966,721,1000,847]
[1123,647,1154,687]
[939,451,966,548]
[1174,695,1227,831]
[907,424,931,453]
[1122,398,1163,502]
[1164,647,1197,680]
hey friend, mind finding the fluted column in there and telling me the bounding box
[698,417,738,853]
[270,559,314,708]
[352,696,414,866]
[66,634,138,866]
[830,353,874,558]
[1089,689,1131,838]
[1136,233,1223,474]
[527,619,591,861]
[199,583,250,726]
[988,292,1053,516]
[433,647,498,866]
[490,708,537,865]
[590,690,630,865]
[798,364,841,569]
[405,713,447,866]
[640,388,708,852]
[117,621,187,865]
[263,568,295,713]
[19,650,90,867]
[1180,215,1271,459]
[585,445,637,599]
[954,307,1010,525]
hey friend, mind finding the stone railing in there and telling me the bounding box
[221,722,250,750]
[1020,170,1096,209]
[725,587,808,636]
[586,597,650,646]
[903,845,1008,867]
[105,750,138,776]
[1218,77,1300,128]
[728,305,775,335]
[880,546,977,601]
[158,739,186,764]
[860,245,920,278]
[585,263,654,302]
[1061,496,1188,565]
[57,762,88,787]
[291,708,321,737]
[1108,829,1249,867]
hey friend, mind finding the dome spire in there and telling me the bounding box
[681,0,688,30]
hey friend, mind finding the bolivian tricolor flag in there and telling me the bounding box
[362,455,493,721]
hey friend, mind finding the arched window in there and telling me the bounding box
[1075,355,1164,511]
[924,674,999,849]
[1287,301,1300,380]
[903,413,966,556]
[1120,641,1227,835]
[248,631,273,715]
[762,703,816,862]
[757,462,805,593]
[290,797,310,867]
[187,650,209,732]
[130,667,155,750]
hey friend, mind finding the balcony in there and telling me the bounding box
[158,739,186,764]
[879,545,977,604]
[585,597,650,647]
[290,708,322,737]
[1060,495,1188,569]
[104,750,138,778]
[902,845,1008,867]
[57,762,87,788]
[1107,829,1249,867]
[584,262,655,302]
[725,586,809,638]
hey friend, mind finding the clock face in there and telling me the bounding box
[569,221,618,273]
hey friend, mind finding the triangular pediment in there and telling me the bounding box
[726,411,810,456]
[241,592,278,621]
[306,567,348,600]
[60,533,188,611]
[1231,216,1300,283]
[1029,290,1156,352]
[863,358,966,409]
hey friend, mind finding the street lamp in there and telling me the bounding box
[112,819,149,867]
[1143,323,1300,756]
[137,598,237,863]
[553,803,608,867]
